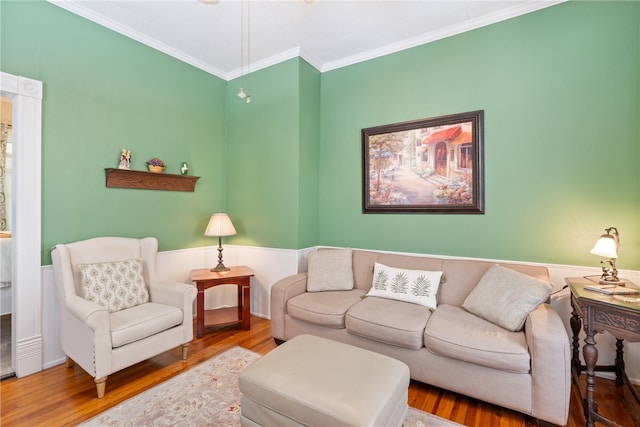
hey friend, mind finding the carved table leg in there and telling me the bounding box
[570,303,582,374]
[615,339,625,386]
[196,282,204,338]
[583,328,599,427]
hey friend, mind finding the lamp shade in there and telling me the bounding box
[204,213,237,237]
[590,235,618,259]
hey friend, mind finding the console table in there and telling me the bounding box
[190,266,254,338]
[567,277,640,427]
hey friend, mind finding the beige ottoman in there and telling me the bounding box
[239,334,410,427]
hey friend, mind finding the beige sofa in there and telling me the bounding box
[271,249,570,426]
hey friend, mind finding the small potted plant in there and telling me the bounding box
[146,157,166,173]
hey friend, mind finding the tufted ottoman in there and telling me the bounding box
[239,334,410,427]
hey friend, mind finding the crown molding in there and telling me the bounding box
[321,0,567,72]
[48,0,567,80]
[225,47,305,81]
[47,0,229,80]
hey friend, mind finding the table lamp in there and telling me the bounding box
[204,213,237,272]
[590,226,624,285]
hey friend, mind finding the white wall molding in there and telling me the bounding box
[1,71,43,378]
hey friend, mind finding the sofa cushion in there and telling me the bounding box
[78,258,149,313]
[287,289,366,328]
[462,264,553,331]
[365,263,442,309]
[346,296,432,350]
[424,304,531,373]
[307,248,355,292]
[110,302,183,348]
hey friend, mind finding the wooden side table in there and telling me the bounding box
[567,277,640,427]
[190,266,255,338]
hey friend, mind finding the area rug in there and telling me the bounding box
[81,346,462,427]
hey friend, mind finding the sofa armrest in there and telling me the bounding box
[270,273,308,341]
[525,303,571,426]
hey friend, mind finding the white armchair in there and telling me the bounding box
[51,236,197,398]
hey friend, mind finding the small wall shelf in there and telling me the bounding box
[105,168,200,192]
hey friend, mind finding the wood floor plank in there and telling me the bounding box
[1,316,636,426]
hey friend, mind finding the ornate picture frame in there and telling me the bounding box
[362,110,484,214]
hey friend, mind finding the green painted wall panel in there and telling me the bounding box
[226,60,302,248]
[2,1,227,264]
[297,59,320,248]
[319,1,639,269]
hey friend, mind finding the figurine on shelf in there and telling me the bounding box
[118,149,131,170]
[181,162,189,176]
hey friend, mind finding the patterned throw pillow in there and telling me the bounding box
[366,262,443,309]
[78,259,149,313]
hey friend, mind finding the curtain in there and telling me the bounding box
[0,123,7,231]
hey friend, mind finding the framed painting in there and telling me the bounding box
[362,110,484,214]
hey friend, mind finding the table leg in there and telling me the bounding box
[196,282,204,338]
[583,328,599,427]
[615,339,625,386]
[570,303,582,374]
[235,285,241,322]
[242,284,250,330]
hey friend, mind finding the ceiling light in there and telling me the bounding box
[237,0,252,103]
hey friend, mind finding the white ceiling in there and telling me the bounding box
[49,0,565,81]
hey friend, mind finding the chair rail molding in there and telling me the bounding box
[1,71,43,377]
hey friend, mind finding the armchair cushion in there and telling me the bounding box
[78,259,149,313]
[110,302,183,348]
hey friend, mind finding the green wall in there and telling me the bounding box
[225,58,320,249]
[2,1,638,270]
[318,1,639,270]
[1,1,228,263]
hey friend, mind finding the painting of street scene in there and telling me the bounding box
[362,110,484,213]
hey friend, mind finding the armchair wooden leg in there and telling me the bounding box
[181,343,189,361]
[65,356,74,368]
[95,376,108,399]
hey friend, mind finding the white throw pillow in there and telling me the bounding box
[366,262,443,309]
[306,248,354,292]
[462,264,553,332]
[78,258,149,313]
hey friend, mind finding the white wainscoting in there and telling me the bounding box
[40,244,640,385]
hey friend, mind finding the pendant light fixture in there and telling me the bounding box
[237,0,251,103]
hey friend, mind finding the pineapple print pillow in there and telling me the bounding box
[78,258,150,313]
[367,262,443,309]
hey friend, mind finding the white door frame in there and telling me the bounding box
[1,71,43,377]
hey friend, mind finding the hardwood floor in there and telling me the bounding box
[1,317,638,427]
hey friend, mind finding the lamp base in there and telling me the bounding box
[210,236,230,273]
[211,262,230,273]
